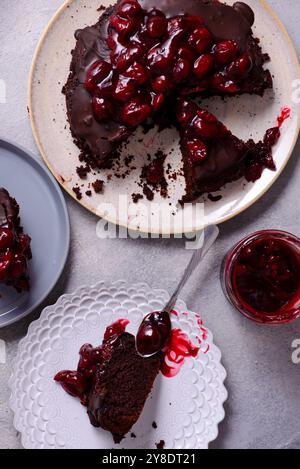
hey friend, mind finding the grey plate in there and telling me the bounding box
[0,139,70,327]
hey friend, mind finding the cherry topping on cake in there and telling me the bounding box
[117,0,142,18]
[123,62,148,85]
[0,188,32,292]
[186,139,208,163]
[0,228,14,250]
[84,60,112,94]
[121,98,151,126]
[78,0,275,196]
[193,53,214,78]
[188,26,212,54]
[213,40,238,65]
[146,14,168,38]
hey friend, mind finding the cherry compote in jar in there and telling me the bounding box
[222,230,300,324]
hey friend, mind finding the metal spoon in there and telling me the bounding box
[136,224,220,357]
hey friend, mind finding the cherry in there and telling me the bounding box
[192,109,220,139]
[151,75,170,93]
[54,370,88,397]
[176,98,197,126]
[245,162,263,182]
[264,127,280,147]
[152,93,165,112]
[121,98,152,126]
[214,40,238,65]
[109,14,136,37]
[147,46,172,70]
[173,58,190,83]
[113,78,135,102]
[115,43,144,72]
[123,62,148,85]
[177,46,195,63]
[92,97,113,121]
[187,139,208,163]
[227,53,253,79]
[211,73,240,93]
[0,228,14,250]
[84,60,112,94]
[90,346,102,364]
[79,343,93,359]
[10,253,27,278]
[146,15,168,38]
[104,318,130,341]
[117,0,142,18]
[193,53,214,78]
[136,311,171,357]
[0,250,13,277]
[188,27,212,54]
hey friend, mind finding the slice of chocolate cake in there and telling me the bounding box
[87,331,162,442]
[0,188,32,292]
[64,0,274,198]
[176,98,281,201]
[54,319,162,443]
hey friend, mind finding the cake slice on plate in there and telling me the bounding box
[55,320,162,443]
[0,188,32,292]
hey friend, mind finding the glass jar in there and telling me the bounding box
[221,230,300,324]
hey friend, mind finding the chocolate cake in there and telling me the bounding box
[54,319,162,442]
[0,188,32,292]
[87,331,162,442]
[177,98,281,200]
[64,0,275,201]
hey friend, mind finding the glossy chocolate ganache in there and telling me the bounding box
[64,0,275,201]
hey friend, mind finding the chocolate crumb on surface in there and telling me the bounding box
[155,440,165,449]
[132,193,144,204]
[143,184,154,201]
[207,193,223,202]
[72,186,82,200]
[131,433,136,439]
[92,179,104,194]
[76,165,90,179]
[152,421,157,429]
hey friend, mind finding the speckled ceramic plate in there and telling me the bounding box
[0,139,70,327]
[29,0,300,234]
[9,280,227,449]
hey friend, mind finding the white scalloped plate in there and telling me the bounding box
[9,280,227,449]
[29,0,300,234]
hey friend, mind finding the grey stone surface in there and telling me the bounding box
[0,0,299,450]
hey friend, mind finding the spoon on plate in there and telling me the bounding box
[136,224,219,358]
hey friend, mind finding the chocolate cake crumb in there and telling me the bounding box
[92,179,104,194]
[85,190,92,197]
[132,193,144,204]
[76,165,90,179]
[143,184,154,201]
[152,421,157,429]
[156,440,165,449]
[72,186,82,200]
[207,193,223,202]
[131,433,136,439]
